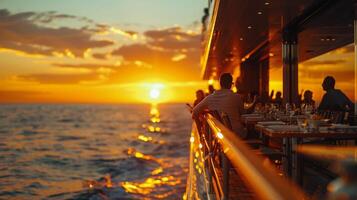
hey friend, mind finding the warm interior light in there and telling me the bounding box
[208,79,214,85]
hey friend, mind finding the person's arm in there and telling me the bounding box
[192,97,209,119]
[339,90,354,111]
[185,103,193,113]
[269,90,274,101]
[192,97,209,135]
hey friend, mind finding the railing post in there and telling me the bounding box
[222,152,229,200]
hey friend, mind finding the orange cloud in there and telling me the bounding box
[144,27,200,50]
[0,9,114,57]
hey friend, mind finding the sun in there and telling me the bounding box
[149,88,160,99]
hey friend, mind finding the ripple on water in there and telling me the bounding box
[19,129,44,136]
[0,104,190,199]
[36,155,74,168]
[56,135,85,141]
[24,182,46,190]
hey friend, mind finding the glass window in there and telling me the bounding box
[298,44,355,104]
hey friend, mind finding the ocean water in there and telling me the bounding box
[0,104,192,200]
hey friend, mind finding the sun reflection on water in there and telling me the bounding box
[82,103,184,199]
[83,174,114,190]
[121,175,181,197]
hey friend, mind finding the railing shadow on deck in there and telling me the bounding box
[185,113,307,200]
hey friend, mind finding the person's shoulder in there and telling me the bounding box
[334,89,344,94]
[332,89,347,96]
[231,92,243,100]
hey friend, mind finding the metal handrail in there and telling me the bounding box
[200,0,220,79]
[203,113,306,200]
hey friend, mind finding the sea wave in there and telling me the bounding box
[0,104,191,199]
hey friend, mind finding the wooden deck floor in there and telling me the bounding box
[215,166,256,200]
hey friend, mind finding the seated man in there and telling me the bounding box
[318,76,354,112]
[192,73,245,138]
[273,91,283,107]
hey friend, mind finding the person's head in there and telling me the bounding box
[235,77,242,93]
[196,90,205,100]
[208,85,215,94]
[276,91,282,99]
[322,76,335,91]
[219,73,233,89]
[204,8,209,14]
[304,90,313,100]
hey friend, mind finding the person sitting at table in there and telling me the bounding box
[318,76,354,112]
[193,90,205,107]
[301,90,315,108]
[273,91,283,107]
[205,84,215,96]
[192,73,246,138]
[235,76,248,102]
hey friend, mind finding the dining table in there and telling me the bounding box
[255,123,357,185]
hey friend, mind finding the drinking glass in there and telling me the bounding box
[297,117,307,132]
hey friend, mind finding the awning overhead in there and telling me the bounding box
[202,0,354,79]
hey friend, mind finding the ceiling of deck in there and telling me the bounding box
[203,0,354,79]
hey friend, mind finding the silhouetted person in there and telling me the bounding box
[235,77,248,102]
[192,73,245,137]
[273,91,283,106]
[206,85,215,96]
[318,76,353,112]
[301,90,315,108]
[193,90,205,107]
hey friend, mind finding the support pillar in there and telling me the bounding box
[354,3,357,114]
[282,29,299,105]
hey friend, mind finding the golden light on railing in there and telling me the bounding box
[190,136,195,143]
[205,114,306,200]
[217,131,224,139]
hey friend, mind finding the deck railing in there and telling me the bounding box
[194,113,306,200]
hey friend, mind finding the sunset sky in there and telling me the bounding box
[0,0,207,103]
[0,0,355,104]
